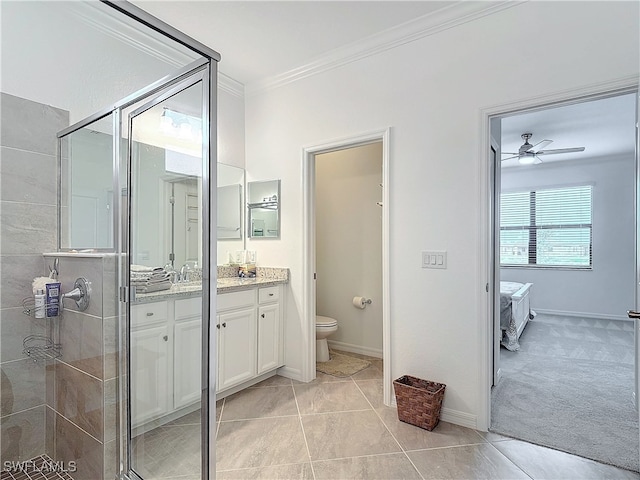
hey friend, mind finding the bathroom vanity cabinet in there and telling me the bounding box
[130,297,203,428]
[130,283,284,428]
[217,285,283,392]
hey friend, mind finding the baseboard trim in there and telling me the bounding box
[440,408,478,429]
[389,398,478,430]
[534,308,630,322]
[277,365,303,382]
[327,340,383,359]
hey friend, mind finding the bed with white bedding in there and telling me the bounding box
[500,281,533,351]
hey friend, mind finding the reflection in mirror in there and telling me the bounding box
[129,79,204,480]
[217,163,245,264]
[247,179,280,238]
[59,114,114,250]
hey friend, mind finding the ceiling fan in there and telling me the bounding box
[502,133,585,165]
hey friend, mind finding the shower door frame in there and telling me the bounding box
[121,61,214,480]
[55,2,219,475]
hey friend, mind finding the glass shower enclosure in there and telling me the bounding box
[58,56,217,479]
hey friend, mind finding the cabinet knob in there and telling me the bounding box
[216,324,220,329]
[268,293,274,297]
[261,313,265,318]
[222,322,227,328]
[146,312,154,317]
[163,335,168,341]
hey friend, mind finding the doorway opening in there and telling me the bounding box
[302,129,392,404]
[488,90,639,472]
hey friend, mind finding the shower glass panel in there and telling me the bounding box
[128,75,206,479]
[59,114,115,250]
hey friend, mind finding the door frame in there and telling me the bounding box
[478,75,640,432]
[302,128,392,403]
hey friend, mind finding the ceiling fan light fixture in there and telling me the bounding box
[518,154,537,165]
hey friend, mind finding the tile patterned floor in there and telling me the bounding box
[0,455,75,480]
[134,351,640,479]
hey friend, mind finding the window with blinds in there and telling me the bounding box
[500,185,592,268]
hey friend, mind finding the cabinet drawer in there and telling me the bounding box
[131,301,168,328]
[217,289,256,312]
[175,297,202,320]
[258,286,279,304]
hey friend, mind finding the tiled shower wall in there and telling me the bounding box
[43,254,118,480]
[0,93,68,464]
[1,94,120,479]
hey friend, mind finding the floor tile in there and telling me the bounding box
[221,385,298,420]
[132,423,201,478]
[350,359,383,381]
[216,417,308,470]
[354,379,384,408]
[294,381,371,414]
[248,374,293,388]
[217,463,314,479]
[477,430,514,443]
[377,406,486,451]
[408,443,530,479]
[165,408,201,426]
[302,410,401,461]
[313,453,422,479]
[493,439,640,480]
[306,371,354,384]
[216,399,223,421]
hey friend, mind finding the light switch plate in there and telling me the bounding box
[422,250,447,269]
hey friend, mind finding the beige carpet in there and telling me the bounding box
[316,351,371,377]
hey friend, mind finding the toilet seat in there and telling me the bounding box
[316,315,337,327]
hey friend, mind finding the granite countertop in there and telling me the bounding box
[133,267,289,303]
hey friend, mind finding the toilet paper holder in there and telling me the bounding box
[353,296,372,309]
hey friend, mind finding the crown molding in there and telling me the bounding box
[71,2,245,98]
[218,73,245,98]
[69,2,198,70]
[246,0,526,96]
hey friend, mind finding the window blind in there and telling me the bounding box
[500,185,592,268]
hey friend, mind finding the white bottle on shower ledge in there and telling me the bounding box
[34,289,45,318]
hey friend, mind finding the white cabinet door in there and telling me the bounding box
[218,307,257,391]
[257,303,281,374]
[173,317,202,409]
[131,324,170,427]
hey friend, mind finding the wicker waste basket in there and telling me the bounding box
[393,375,446,431]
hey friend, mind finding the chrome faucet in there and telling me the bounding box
[180,263,192,283]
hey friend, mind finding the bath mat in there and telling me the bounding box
[317,351,371,377]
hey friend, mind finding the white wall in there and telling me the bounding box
[0,0,245,172]
[218,86,246,169]
[244,1,639,427]
[500,155,635,320]
[316,143,383,357]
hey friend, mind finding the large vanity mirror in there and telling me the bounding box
[59,114,115,250]
[59,133,245,266]
[217,163,245,263]
[247,179,280,238]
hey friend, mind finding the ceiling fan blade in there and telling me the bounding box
[529,139,552,152]
[537,147,585,155]
[501,152,519,155]
[501,155,519,161]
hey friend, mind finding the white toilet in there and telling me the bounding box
[316,315,338,362]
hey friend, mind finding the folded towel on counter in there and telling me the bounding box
[131,272,171,284]
[131,265,165,273]
[134,280,172,293]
